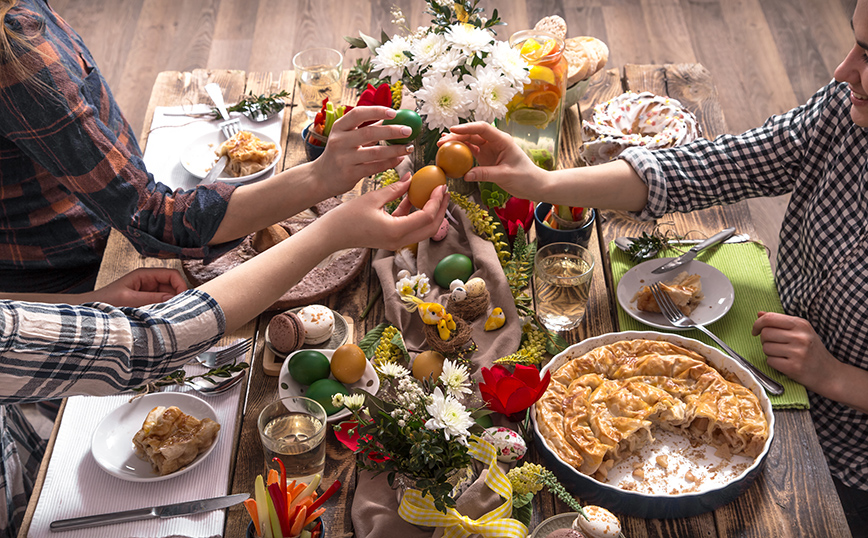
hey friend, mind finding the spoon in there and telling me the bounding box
[614,233,751,260]
[187,370,246,396]
[242,102,285,122]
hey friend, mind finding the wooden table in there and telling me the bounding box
[21,64,851,538]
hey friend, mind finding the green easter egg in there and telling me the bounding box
[383,109,422,144]
[306,378,349,415]
[288,350,331,386]
[434,253,474,288]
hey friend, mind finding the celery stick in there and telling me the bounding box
[255,475,273,538]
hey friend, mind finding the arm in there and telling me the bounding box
[442,122,650,212]
[0,268,188,307]
[752,312,868,414]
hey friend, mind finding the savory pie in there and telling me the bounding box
[217,130,278,177]
[132,406,221,476]
[633,272,703,315]
[535,339,769,481]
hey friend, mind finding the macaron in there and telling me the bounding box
[268,311,305,354]
[297,305,335,345]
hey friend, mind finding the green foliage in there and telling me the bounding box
[479,181,510,208]
[346,57,388,91]
[628,231,667,261]
[134,361,249,393]
[219,90,289,119]
[361,323,409,368]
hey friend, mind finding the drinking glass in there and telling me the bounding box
[533,242,595,331]
[292,48,343,119]
[258,396,327,484]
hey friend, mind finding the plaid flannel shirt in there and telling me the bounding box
[621,79,868,491]
[0,0,238,293]
[0,288,225,537]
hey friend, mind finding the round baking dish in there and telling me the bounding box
[530,330,775,519]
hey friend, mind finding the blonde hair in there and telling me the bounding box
[0,0,51,91]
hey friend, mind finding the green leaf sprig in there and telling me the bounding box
[213,90,289,120]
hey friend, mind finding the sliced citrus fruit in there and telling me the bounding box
[525,89,560,111]
[519,38,542,59]
[507,108,550,126]
[528,65,555,85]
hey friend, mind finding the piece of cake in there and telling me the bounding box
[268,310,305,353]
[297,305,335,345]
[132,406,220,476]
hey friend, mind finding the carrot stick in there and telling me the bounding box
[303,507,326,527]
[289,505,307,537]
[244,499,261,537]
[288,481,306,503]
[267,468,280,486]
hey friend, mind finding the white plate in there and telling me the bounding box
[91,392,219,482]
[179,130,280,184]
[278,349,380,423]
[616,258,734,330]
[265,307,350,358]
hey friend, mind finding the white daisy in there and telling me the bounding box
[439,359,472,399]
[413,274,431,298]
[414,72,472,130]
[343,393,366,411]
[488,40,530,87]
[377,361,409,379]
[424,387,474,444]
[429,46,465,75]
[463,65,520,123]
[410,32,447,75]
[445,24,493,59]
[331,393,346,409]
[373,35,413,82]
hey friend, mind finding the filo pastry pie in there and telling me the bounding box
[535,339,769,481]
[132,405,221,476]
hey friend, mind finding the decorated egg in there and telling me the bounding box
[434,253,473,288]
[383,109,422,144]
[432,218,449,241]
[463,277,486,297]
[436,140,474,178]
[482,426,527,462]
[330,344,367,384]
[573,506,622,538]
[306,378,349,415]
[450,286,468,302]
[449,279,465,291]
[408,165,447,209]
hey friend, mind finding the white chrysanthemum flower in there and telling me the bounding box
[373,36,413,82]
[413,274,431,297]
[488,40,530,87]
[414,72,472,130]
[429,47,465,75]
[343,393,366,411]
[445,24,493,58]
[463,66,520,123]
[331,393,345,409]
[424,387,474,444]
[395,276,417,297]
[410,32,447,75]
[377,361,409,379]
[439,359,472,399]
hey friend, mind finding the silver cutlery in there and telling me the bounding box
[649,282,784,395]
[192,338,253,369]
[651,227,736,273]
[614,233,751,259]
[204,82,241,139]
[187,369,247,396]
[50,493,249,531]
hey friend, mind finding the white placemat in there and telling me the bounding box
[27,379,244,538]
[142,105,284,191]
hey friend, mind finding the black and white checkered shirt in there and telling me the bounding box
[0,289,224,537]
[621,79,868,491]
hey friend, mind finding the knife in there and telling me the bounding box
[50,493,248,532]
[651,227,737,274]
[201,155,228,185]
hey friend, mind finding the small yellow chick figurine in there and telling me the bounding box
[437,314,458,340]
[418,302,445,325]
[484,307,506,331]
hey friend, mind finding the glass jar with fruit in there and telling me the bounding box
[484,30,567,207]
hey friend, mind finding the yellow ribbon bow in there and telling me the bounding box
[397,436,528,538]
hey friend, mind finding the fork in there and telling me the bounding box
[204,82,241,139]
[649,282,785,395]
[191,338,253,369]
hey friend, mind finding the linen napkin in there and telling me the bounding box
[142,105,283,191]
[26,375,244,538]
[609,241,810,409]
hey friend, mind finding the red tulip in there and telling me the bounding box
[357,82,393,108]
[334,420,389,462]
[478,364,551,422]
[494,197,534,240]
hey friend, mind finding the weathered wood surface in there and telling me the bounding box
[25,63,850,538]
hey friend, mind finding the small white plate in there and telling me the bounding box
[616,258,734,330]
[278,349,380,423]
[180,130,280,184]
[265,307,350,359]
[91,392,219,482]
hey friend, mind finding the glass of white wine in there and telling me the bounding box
[533,242,595,331]
[258,396,327,484]
[292,48,344,119]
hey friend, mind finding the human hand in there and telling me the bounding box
[441,122,550,200]
[318,172,449,252]
[751,311,840,393]
[313,106,416,196]
[86,267,188,307]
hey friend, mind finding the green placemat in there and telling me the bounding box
[609,241,809,409]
